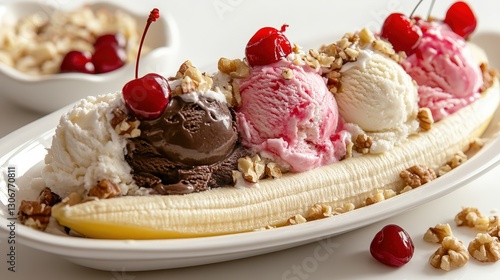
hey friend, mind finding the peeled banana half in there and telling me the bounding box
[51,75,500,239]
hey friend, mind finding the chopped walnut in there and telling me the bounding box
[468,233,500,262]
[286,214,307,225]
[333,203,355,214]
[399,186,414,194]
[344,141,353,160]
[238,155,266,183]
[429,236,469,271]
[480,62,499,93]
[449,151,467,169]
[437,165,453,177]
[18,200,52,230]
[417,108,434,131]
[468,138,485,154]
[308,204,333,221]
[18,187,61,230]
[217,57,249,79]
[38,187,61,206]
[88,179,122,199]
[111,108,141,138]
[424,223,453,243]
[175,60,214,94]
[365,189,396,206]
[325,70,341,94]
[488,216,500,237]
[455,207,489,230]
[400,165,437,188]
[439,152,468,176]
[281,68,294,80]
[265,162,282,179]
[354,134,372,154]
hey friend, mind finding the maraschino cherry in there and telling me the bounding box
[245,24,292,67]
[60,32,127,74]
[60,50,95,74]
[122,8,170,120]
[380,0,425,55]
[370,224,415,267]
[444,1,477,39]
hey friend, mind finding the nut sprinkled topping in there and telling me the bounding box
[281,68,294,80]
[88,179,122,199]
[424,223,453,244]
[417,108,434,131]
[318,28,404,93]
[400,165,437,188]
[111,108,141,138]
[265,162,283,179]
[218,57,250,79]
[480,62,499,93]
[238,155,265,183]
[429,236,469,271]
[439,151,468,176]
[18,200,52,230]
[354,134,372,154]
[286,214,307,225]
[468,233,500,262]
[174,60,214,95]
[18,187,61,230]
[365,189,396,206]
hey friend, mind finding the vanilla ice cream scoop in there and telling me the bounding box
[42,94,136,198]
[336,48,419,153]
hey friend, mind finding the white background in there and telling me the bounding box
[1,0,500,279]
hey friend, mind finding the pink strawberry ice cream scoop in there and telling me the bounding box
[236,61,349,172]
[402,21,483,121]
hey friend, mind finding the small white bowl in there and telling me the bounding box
[0,1,179,114]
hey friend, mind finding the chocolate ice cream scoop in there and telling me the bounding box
[139,94,238,166]
[124,93,248,195]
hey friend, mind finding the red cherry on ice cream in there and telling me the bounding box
[444,1,477,39]
[381,13,422,55]
[123,73,170,119]
[245,24,292,67]
[370,224,415,267]
[122,8,170,120]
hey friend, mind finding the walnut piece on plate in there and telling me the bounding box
[429,236,469,271]
[468,233,500,262]
[423,223,453,244]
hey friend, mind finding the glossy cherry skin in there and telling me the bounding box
[94,33,126,50]
[444,1,477,39]
[92,44,127,74]
[370,224,415,267]
[122,73,170,120]
[380,13,422,55]
[60,50,95,74]
[245,24,292,67]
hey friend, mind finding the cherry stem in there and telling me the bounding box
[409,0,424,18]
[134,8,160,79]
[427,0,436,20]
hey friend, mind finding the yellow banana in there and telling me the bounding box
[52,78,500,239]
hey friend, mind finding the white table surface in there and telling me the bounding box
[1,0,500,279]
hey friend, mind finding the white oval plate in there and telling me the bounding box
[0,90,500,271]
